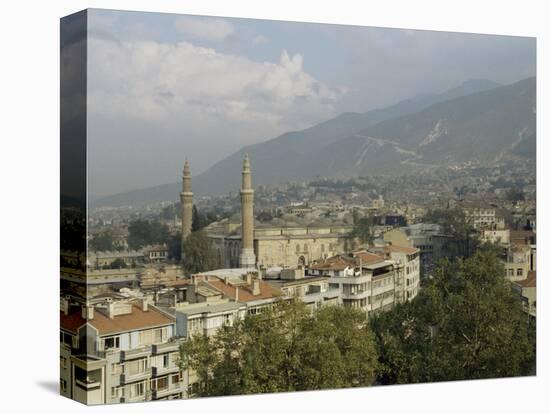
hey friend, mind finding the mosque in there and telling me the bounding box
[180,155,354,270]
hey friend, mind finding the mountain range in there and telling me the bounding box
[93,77,535,207]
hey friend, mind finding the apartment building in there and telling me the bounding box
[512,270,536,318]
[194,269,283,315]
[264,266,342,310]
[60,298,184,405]
[172,299,247,338]
[504,244,534,282]
[369,245,421,302]
[383,224,441,276]
[481,228,510,245]
[460,202,505,230]
[307,245,420,316]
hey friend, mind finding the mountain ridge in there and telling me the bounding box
[92,77,535,207]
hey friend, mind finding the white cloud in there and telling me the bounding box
[88,38,343,132]
[174,16,234,42]
[86,37,345,194]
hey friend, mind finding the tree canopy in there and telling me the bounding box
[181,230,220,273]
[371,250,536,384]
[352,215,376,244]
[127,219,170,250]
[192,206,218,232]
[180,300,379,397]
[423,208,478,258]
[256,210,274,223]
[89,230,116,252]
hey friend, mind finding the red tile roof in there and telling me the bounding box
[515,271,536,288]
[60,301,174,336]
[354,251,386,264]
[60,309,87,334]
[309,256,356,271]
[510,230,536,245]
[206,278,281,302]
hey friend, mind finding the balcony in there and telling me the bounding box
[75,378,101,390]
[152,365,181,377]
[152,341,180,354]
[120,368,152,384]
[121,346,151,360]
[341,290,369,300]
[152,383,182,400]
[120,393,149,403]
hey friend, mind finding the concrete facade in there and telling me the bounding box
[60,299,184,405]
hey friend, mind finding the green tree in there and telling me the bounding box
[372,250,536,384]
[352,215,376,244]
[109,258,127,269]
[181,230,220,273]
[192,206,218,232]
[89,230,115,251]
[256,211,274,222]
[423,208,478,258]
[167,231,182,262]
[127,219,170,250]
[180,300,379,397]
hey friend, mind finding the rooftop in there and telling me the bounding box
[206,278,282,303]
[60,300,175,336]
[308,256,356,271]
[174,300,244,316]
[515,271,536,288]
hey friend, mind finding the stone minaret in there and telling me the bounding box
[239,154,256,268]
[180,160,193,261]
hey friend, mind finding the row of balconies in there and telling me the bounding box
[119,364,181,383]
[120,368,152,384]
[153,382,183,399]
[117,340,181,361]
[152,341,180,354]
[121,383,183,402]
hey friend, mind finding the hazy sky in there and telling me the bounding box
[86,9,535,197]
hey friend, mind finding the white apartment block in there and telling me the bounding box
[307,245,420,316]
[461,203,505,230]
[60,298,184,405]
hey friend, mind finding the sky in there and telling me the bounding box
[84,9,536,197]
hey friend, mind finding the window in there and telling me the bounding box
[157,376,168,391]
[153,327,167,344]
[162,354,169,368]
[60,356,67,370]
[103,336,120,350]
[126,358,148,376]
[517,268,523,277]
[129,381,146,398]
[172,373,180,384]
[60,379,67,392]
[60,331,73,347]
[111,386,122,399]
